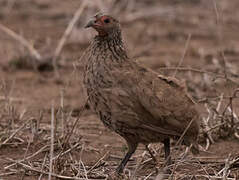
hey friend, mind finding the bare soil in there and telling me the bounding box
[0,0,239,179]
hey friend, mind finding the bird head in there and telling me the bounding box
[85,13,120,37]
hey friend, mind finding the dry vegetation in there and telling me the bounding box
[0,0,239,179]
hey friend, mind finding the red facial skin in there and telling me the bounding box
[88,15,112,36]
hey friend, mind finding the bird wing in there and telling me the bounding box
[109,61,199,137]
[131,64,199,136]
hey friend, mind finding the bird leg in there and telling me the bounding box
[116,141,138,174]
[145,145,157,163]
[163,138,171,166]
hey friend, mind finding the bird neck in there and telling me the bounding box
[92,30,129,62]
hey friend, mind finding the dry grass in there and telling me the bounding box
[0,0,239,179]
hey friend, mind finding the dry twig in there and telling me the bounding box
[38,153,48,180]
[0,119,30,148]
[48,102,55,180]
[6,158,91,180]
[0,23,42,61]
[173,34,191,77]
[52,0,88,79]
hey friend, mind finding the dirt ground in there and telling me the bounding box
[0,0,239,179]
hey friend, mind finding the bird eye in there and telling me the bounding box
[104,18,110,23]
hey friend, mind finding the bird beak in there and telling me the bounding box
[85,19,95,28]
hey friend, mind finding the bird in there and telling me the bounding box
[82,12,200,174]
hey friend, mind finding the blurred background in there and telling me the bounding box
[0,0,238,179]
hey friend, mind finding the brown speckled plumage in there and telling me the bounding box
[83,13,199,173]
